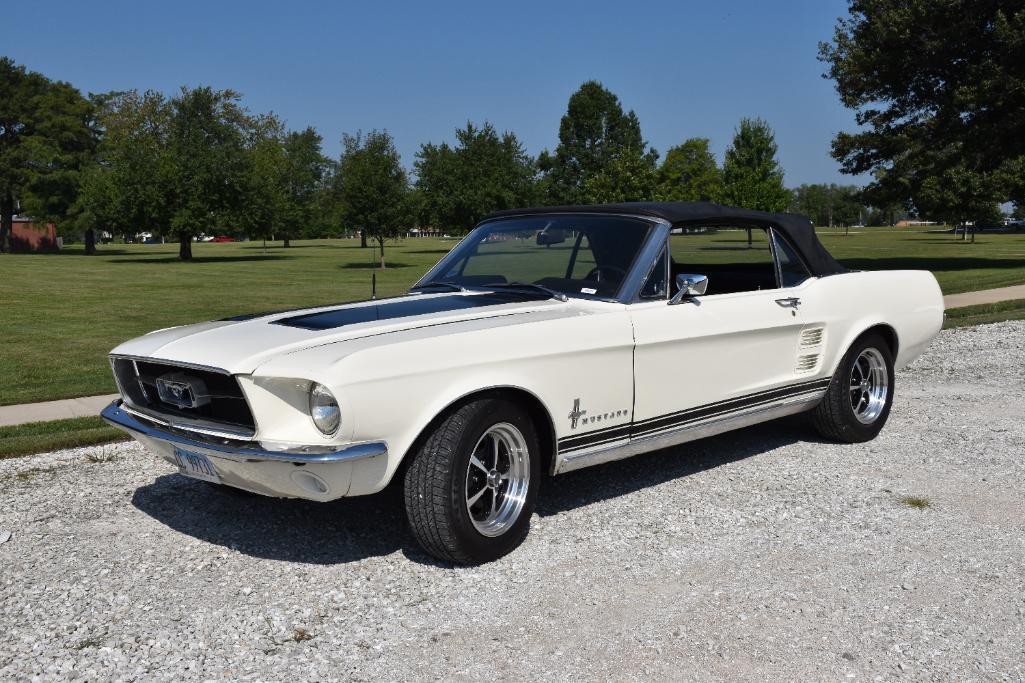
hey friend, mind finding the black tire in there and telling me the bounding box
[403,397,540,564]
[812,333,895,443]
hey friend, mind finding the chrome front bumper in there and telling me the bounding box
[101,400,387,499]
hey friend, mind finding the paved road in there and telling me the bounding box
[1,322,1023,681]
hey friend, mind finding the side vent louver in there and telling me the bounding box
[796,353,820,372]
[796,326,825,373]
[800,327,824,347]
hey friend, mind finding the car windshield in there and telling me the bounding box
[414,215,654,301]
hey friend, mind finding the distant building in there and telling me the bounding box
[10,216,59,252]
[894,219,938,227]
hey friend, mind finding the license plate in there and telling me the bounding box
[172,446,221,484]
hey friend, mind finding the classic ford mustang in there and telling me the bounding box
[102,202,944,563]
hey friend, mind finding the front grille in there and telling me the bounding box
[111,357,255,431]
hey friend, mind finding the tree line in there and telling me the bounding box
[0,57,798,262]
[4,0,1023,263]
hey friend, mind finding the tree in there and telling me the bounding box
[657,138,722,202]
[581,146,658,203]
[416,121,536,232]
[915,164,1004,242]
[820,0,1024,222]
[87,90,174,246]
[721,118,790,244]
[165,87,252,260]
[0,57,96,252]
[790,183,865,228]
[538,81,657,204]
[239,113,288,246]
[279,127,329,246]
[337,130,410,268]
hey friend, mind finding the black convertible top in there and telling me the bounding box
[483,201,847,277]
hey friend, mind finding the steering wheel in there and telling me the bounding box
[584,265,628,284]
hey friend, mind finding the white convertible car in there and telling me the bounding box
[102,202,944,563]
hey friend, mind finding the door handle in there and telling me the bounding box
[775,297,801,308]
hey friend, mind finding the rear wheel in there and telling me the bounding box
[403,398,539,564]
[812,333,895,443]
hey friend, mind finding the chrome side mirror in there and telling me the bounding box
[669,273,708,305]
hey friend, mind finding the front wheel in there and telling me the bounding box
[403,398,540,564]
[812,333,895,443]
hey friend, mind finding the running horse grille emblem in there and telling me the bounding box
[568,398,587,429]
[155,373,210,409]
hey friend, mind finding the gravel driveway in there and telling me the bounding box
[2,322,1024,681]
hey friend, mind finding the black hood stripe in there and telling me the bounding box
[271,292,545,331]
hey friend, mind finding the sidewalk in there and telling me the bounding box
[943,284,1025,309]
[0,394,119,428]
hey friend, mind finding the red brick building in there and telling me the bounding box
[10,217,59,252]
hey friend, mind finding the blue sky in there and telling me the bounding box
[6,0,864,186]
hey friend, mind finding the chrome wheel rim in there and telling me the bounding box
[464,422,530,537]
[849,347,888,424]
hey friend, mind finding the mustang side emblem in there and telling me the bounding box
[568,398,587,429]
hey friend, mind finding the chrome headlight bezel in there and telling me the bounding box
[308,382,341,436]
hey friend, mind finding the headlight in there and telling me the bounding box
[308,383,341,436]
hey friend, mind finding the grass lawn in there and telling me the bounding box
[2,228,1024,406]
[0,416,128,460]
[943,298,1025,329]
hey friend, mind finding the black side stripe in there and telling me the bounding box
[630,385,828,440]
[557,378,830,454]
[631,378,830,435]
[558,423,632,451]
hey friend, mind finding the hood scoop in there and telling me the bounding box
[272,292,546,331]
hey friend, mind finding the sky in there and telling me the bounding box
[6,0,866,187]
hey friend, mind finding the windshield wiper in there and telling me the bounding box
[410,281,468,293]
[483,282,569,302]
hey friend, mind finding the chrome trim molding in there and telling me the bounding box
[555,392,824,474]
[109,354,233,376]
[102,400,386,464]
[120,403,256,441]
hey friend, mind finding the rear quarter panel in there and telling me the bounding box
[802,270,944,375]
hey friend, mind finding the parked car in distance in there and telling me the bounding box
[211,236,234,243]
[102,202,944,564]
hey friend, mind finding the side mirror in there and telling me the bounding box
[535,228,567,246]
[669,273,709,305]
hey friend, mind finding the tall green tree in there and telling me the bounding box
[820,0,1024,220]
[721,118,790,245]
[239,113,288,245]
[538,81,657,204]
[721,118,790,211]
[657,138,722,202]
[416,121,536,232]
[88,90,174,245]
[166,87,252,260]
[337,130,411,268]
[0,57,96,252]
[279,127,329,246]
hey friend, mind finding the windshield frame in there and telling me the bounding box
[411,212,670,304]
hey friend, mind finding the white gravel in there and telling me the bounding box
[2,322,1024,681]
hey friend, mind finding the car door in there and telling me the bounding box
[629,226,817,440]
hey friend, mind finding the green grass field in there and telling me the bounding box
[943,298,1025,329]
[2,228,1024,406]
[0,416,128,460]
